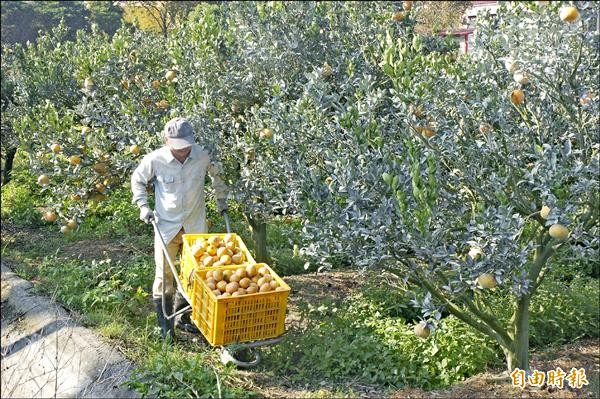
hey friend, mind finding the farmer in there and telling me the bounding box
[131,117,228,340]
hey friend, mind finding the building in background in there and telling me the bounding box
[441,1,499,54]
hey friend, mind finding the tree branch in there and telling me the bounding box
[408,262,513,348]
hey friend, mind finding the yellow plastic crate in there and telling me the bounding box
[180,233,256,297]
[190,263,290,346]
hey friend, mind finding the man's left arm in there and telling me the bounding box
[207,158,229,214]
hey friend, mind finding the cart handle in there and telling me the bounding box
[152,219,192,320]
[223,210,231,234]
[152,210,232,320]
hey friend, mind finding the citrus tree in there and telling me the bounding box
[297,1,599,373]
[2,1,420,261]
[163,1,418,261]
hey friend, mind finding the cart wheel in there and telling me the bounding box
[220,347,262,368]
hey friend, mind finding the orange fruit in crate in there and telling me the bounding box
[208,236,221,246]
[226,282,239,294]
[217,247,228,258]
[217,280,227,292]
[247,286,258,294]
[239,277,251,289]
[235,268,247,278]
[203,257,215,267]
[246,264,257,277]
[260,283,272,292]
[213,269,224,282]
[223,234,234,243]
[193,246,205,258]
[207,246,218,256]
[220,254,232,264]
[232,254,243,264]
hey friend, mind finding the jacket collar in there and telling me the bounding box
[164,144,199,164]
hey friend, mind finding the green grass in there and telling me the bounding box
[0,222,252,398]
[261,292,503,390]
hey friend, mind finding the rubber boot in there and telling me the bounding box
[173,291,199,334]
[153,296,174,341]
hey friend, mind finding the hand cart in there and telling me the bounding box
[151,212,287,368]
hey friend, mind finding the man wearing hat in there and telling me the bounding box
[131,117,228,340]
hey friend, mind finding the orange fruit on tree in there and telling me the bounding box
[393,11,405,21]
[37,174,50,186]
[43,211,57,222]
[422,127,435,138]
[93,162,108,174]
[130,144,141,155]
[559,7,579,23]
[50,143,61,153]
[84,77,94,90]
[322,62,333,77]
[165,70,177,81]
[513,71,529,85]
[479,123,493,135]
[260,128,274,139]
[69,155,81,165]
[510,89,525,105]
[414,322,430,338]
[477,273,497,289]
[410,104,425,118]
[549,224,569,241]
[540,205,551,219]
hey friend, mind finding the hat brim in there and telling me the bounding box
[167,135,195,149]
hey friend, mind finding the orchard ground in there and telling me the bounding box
[1,219,598,398]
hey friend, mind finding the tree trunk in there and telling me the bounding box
[245,214,269,263]
[1,147,17,186]
[504,295,530,373]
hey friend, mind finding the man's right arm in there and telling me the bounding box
[131,156,153,209]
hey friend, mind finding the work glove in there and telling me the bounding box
[140,205,154,224]
[217,198,228,215]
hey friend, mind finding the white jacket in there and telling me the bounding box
[131,144,228,243]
